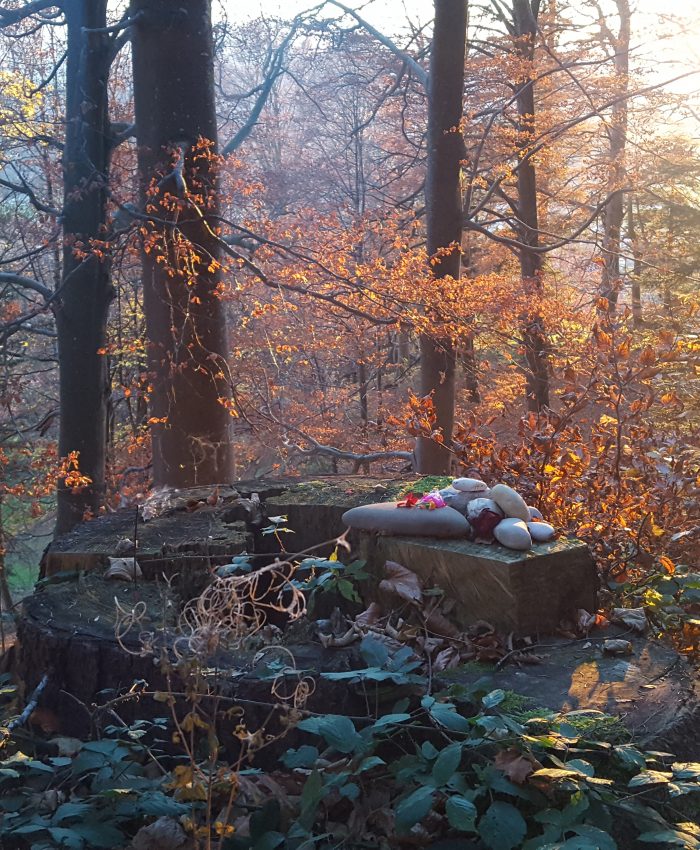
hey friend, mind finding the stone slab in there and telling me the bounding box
[358,533,598,635]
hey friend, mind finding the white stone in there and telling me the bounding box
[489,483,530,522]
[466,498,503,520]
[452,477,489,494]
[528,506,543,520]
[494,518,532,550]
[527,521,555,542]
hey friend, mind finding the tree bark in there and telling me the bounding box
[512,0,549,413]
[599,0,630,313]
[416,0,467,474]
[628,197,643,328]
[130,0,233,488]
[55,0,113,534]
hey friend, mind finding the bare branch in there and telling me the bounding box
[324,0,428,88]
[0,272,52,301]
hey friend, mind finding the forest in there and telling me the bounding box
[0,0,700,848]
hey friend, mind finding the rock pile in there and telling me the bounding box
[342,478,556,551]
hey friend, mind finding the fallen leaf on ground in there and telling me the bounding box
[379,560,422,604]
[495,748,541,784]
[612,607,647,633]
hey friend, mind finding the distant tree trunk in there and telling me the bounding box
[599,0,630,313]
[55,0,113,534]
[416,0,467,474]
[628,197,643,328]
[512,0,549,412]
[131,0,233,488]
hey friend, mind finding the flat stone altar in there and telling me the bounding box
[359,533,598,635]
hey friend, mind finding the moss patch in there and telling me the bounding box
[398,476,453,497]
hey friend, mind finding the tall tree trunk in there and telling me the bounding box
[599,0,630,313]
[628,197,643,328]
[131,0,233,488]
[55,0,113,534]
[512,0,549,412]
[416,0,467,474]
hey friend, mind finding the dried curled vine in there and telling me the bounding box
[174,559,306,659]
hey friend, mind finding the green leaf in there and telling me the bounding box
[358,756,385,773]
[71,821,126,848]
[613,744,647,771]
[567,759,595,777]
[482,689,506,709]
[672,763,700,780]
[282,745,319,768]
[360,636,390,668]
[637,830,700,848]
[395,786,434,833]
[445,795,477,832]
[429,705,470,733]
[135,791,189,816]
[298,770,324,830]
[432,743,462,787]
[252,832,285,850]
[251,800,281,841]
[478,801,527,850]
[298,715,362,754]
[53,802,92,824]
[570,824,617,849]
[336,578,359,602]
[0,768,20,780]
[628,770,673,788]
[48,827,84,848]
[370,713,412,732]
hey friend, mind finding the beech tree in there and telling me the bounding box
[416,0,468,474]
[130,0,233,488]
[1,1,117,533]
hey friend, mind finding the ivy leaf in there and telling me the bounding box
[478,801,527,850]
[445,795,477,832]
[395,786,434,833]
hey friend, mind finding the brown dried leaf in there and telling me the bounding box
[355,602,383,627]
[612,607,647,633]
[425,608,460,638]
[378,560,422,604]
[433,646,461,672]
[494,748,540,784]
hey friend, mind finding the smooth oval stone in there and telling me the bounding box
[528,505,543,521]
[494,518,532,550]
[466,498,503,520]
[527,521,555,542]
[490,483,530,522]
[452,477,489,494]
[341,502,469,538]
[441,490,472,516]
